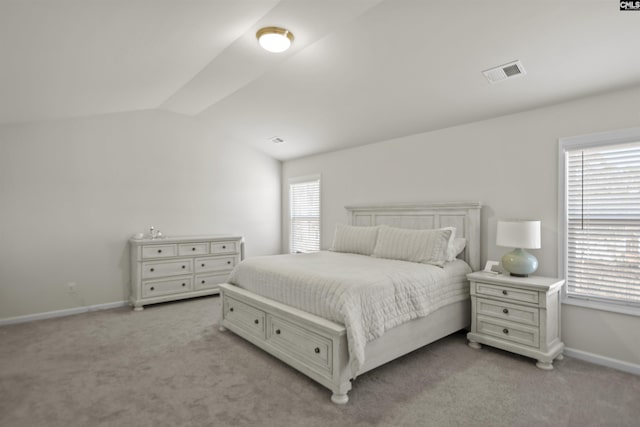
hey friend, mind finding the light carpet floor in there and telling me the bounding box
[1,295,639,427]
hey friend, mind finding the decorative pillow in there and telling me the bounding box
[442,226,456,260]
[372,225,452,267]
[447,238,467,262]
[330,224,379,256]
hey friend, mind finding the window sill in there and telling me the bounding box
[562,296,640,317]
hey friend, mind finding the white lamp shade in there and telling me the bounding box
[496,220,541,249]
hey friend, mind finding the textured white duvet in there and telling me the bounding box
[227,251,471,374]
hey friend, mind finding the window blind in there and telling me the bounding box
[566,141,640,306]
[289,177,320,253]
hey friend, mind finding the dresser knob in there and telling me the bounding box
[229,307,234,312]
[503,308,509,314]
[314,347,320,354]
[254,319,259,324]
[157,249,162,253]
[150,268,155,272]
[150,286,155,291]
[201,280,205,284]
[502,290,508,295]
[227,261,231,265]
[182,283,186,287]
[201,263,205,267]
[192,247,196,251]
[503,328,509,334]
[275,329,281,335]
[182,265,186,269]
[222,245,226,249]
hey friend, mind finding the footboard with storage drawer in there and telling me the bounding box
[129,235,243,311]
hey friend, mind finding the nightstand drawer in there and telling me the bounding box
[477,315,539,348]
[476,297,539,326]
[476,282,539,304]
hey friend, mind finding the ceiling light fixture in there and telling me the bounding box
[256,27,294,53]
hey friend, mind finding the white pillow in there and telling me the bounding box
[330,224,379,256]
[447,238,467,262]
[372,225,452,267]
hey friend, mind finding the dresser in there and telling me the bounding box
[129,235,243,311]
[466,271,564,370]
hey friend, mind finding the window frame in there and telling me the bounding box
[558,127,640,316]
[288,174,321,254]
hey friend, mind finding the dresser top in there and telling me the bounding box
[129,234,243,245]
[467,271,564,290]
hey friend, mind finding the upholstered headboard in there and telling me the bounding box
[345,201,482,271]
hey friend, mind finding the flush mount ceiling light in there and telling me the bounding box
[256,26,294,53]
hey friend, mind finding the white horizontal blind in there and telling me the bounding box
[289,176,320,253]
[566,141,640,306]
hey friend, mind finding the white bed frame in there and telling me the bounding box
[219,201,481,404]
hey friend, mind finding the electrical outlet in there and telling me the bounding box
[67,282,77,293]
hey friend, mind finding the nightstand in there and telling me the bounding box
[466,271,564,370]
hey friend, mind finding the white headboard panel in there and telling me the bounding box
[345,201,482,271]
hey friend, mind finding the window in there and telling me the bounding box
[560,128,640,312]
[289,175,320,253]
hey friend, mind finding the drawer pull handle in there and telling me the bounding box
[157,249,162,253]
[314,347,320,354]
[150,286,155,291]
[222,245,226,249]
[201,263,205,267]
[275,329,281,335]
[150,268,155,272]
[503,308,509,314]
[227,261,231,265]
[254,319,259,325]
[192,247,196,251]
[502,290,508,295]
[503,328,509,334]
[182,283,186,287]
[229,307,234,312]
[201,280,205,284]
[182,265,186,269]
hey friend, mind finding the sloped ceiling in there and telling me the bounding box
[2,0,640,160]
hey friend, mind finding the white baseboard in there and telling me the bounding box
[0,300,129,326]
[564,347,640,376]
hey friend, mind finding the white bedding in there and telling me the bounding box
[227,251,471,375]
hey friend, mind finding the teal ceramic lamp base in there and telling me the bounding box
[501,248,538,277]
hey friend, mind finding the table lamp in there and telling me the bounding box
[496,220,541,277]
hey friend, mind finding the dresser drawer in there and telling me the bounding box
[211,241,238,254]
[195,255,237,273]
[224,297,265,340]
[477,315,539,348]
[141,259,193,279]
[178,242,209,256]
[142,277,192,298]
[267,315,333,374]
[142,244,177,259]
[475,282,539,305]
[476,297,539,327]
[195,273,228,290]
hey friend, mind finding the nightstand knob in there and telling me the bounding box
[201,280,205,284]
[222,245,226,249]
[314,347,320,354]
[201,263,205,267]
[227,261,231,265]
[182,265,186,269]
[157,249,162,253]
[503,308,509,314]
[150,268,154,272]
[502,290,508,295]
[275,329,281,335]
[229,307,234,312]
[254,319,259,324]
[181,283,186,287]
[192,247,196,251]
[150,286,155,291]
[503,328,509,334]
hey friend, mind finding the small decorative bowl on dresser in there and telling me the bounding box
[466,271,565,370]
[129,235,243,311]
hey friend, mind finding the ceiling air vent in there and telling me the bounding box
[483,60,526,84]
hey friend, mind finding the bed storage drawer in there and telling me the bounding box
[267,315,333,374]
[224,296,266,340]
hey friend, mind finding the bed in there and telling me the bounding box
[219,201,481,404]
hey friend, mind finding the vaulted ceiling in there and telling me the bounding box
[2,1,639,160]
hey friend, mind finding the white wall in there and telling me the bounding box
[0,110,281,319]
[282,85,640,367]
